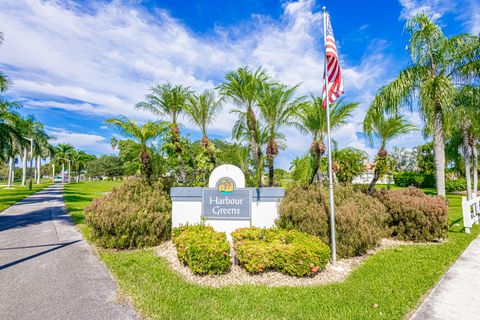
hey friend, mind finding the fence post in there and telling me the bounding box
[463,196,472,234]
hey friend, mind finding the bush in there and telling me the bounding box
[85,177,171,248]
[373,187,448,241]
[172,225,231,275]
[445,178,466,192]
[231,227,330,277]
[277,184,388,258]
[394,171,435,188]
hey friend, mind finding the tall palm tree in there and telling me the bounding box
[257,82,302,186]
[370,13,480,196]
[55,143,74,183]
[219,66,268,187]
[135,83,191,152]
[106,116,167,180]
[363,108,416,193]
[185,89,223,160]
[453,85,480,199]
[293,97,358,184]
[110,137,118,155]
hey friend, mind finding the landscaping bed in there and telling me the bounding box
[65,181,478,320]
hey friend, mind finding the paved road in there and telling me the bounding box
[410,236,480,320]
[0,184,137,320]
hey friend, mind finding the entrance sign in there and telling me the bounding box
[202,177,251,220]
[170,164,284,238]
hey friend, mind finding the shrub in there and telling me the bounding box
[277,184,388,258]
[445,178,466,192]
[373,187,448,241]
[85,177,171,248]
[172,225,231,275]
[394,171,435,188]
[231,227,330,277]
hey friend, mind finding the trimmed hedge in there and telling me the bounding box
[374,187,448,241]
[394,171,435,188]
[231,227,330,277]
[445,178,466,192]
[85,177,171,248]
[172,225,231,275]
[277,184,388,258]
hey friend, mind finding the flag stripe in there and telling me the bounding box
[322,13,344,108]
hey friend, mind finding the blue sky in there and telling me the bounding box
[0,0,479,169]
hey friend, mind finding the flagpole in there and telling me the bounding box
[322,6,336,263]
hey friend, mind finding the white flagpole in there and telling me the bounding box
[322,6,337,262]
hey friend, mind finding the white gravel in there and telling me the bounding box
[156,238,418,287]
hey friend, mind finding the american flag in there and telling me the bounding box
[322,13,344,108]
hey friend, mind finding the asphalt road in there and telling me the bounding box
[0,184,137,320]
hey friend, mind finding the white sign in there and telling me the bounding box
[170,164,284,238]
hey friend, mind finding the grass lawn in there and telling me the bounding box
[64,181,478,320]
[0,181,51,212]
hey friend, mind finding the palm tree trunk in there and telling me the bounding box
[61,162,65,184]
[7,157,13,188]
[36,156,41,184]
[432,111,446,196]
[22,147,27,186]
[140,149,152,181]
[461,127,473,199]
[367,169,381,194]
[267,157,274,187]
[472,141,478,198]
[67,161,71,183]
[33,157,37,183]
[52,163,55,183]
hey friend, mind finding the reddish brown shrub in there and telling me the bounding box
[277,184,388,258]
[85,177,171,248]
[373,187,448,241]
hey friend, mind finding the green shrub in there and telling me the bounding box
[172,225,231,275]
[277,184,388,258]
[232,227,330,277]
[394,171,435,188]
[373,187,448,241]
[445,178,466,192]
[85,177,171,248]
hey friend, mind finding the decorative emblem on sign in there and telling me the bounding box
[217,178,235,194]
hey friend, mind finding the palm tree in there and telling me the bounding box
[363,108,416,193]
[293,97,358,184]
[70,150,92,182]
[370,14,480,196]
[257,82,302,186]
[185,89,223,161]
[453,85,480,199]
[106,116,167,180]
[135,83,191,151]
[0,31,9,93]
[55,143,74,183]
[0,102,26,187]
[219,66,268,187]
[110,137,118,155]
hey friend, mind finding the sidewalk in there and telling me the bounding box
[410,236,480,320]
[0,184,137,320]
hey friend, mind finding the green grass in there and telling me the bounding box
[64,181,478,320]
[64,180,122,225]
[0,181,51,212]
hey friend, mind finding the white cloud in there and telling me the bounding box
[398,0,455,21]
[0,0,396,167]
[47,127,111,155]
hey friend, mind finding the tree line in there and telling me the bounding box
[1,14,479,195]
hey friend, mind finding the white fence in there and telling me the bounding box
[462,196,480,234]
